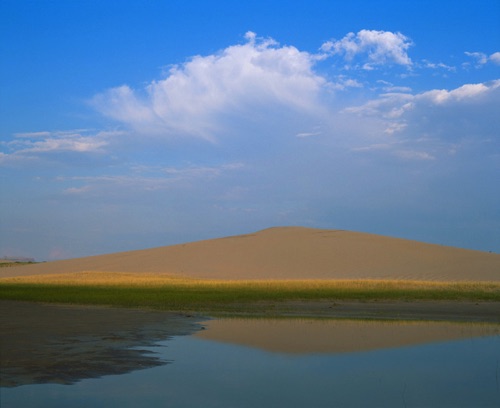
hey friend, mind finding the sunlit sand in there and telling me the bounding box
[2,227,499,281]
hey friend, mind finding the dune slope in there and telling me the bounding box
[2,227,499,281]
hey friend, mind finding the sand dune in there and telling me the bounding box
[2,227,499,281]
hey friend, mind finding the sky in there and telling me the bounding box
[1,0,499,261]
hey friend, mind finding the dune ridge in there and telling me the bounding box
[2,227,499,281]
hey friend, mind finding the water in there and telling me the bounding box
[2,319,500,408]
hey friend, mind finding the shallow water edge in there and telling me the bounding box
[0,300,204,387]
[2,299,500,387]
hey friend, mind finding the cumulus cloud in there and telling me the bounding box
[91,30,419,142]
[92,32,327,140]
[345,80,500,120]
[416,80,500,104]
[343,80,500,159]
[7,32,496,174]
[88,26,498,166]
[320,30,413,69]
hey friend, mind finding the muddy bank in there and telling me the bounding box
[272,300,500,322]
[0,301,205,387]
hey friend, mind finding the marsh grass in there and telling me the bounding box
[1,272,499,312]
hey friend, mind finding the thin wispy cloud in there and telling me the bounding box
[57,162,245,197]
[465,51,500,67]
[0,130,123,166]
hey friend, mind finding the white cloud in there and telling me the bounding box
[393,150,435,161]
[345,80,500,119]
[343,80,500,160]
[295,131,322,138]
[92,32,327,140]
[465,51,500,67]
[20,136,107,154]
[489,52,500,65]
[328,75,364,90]
[17,130,110,153]
[421,60,456,72]
[343,92,413,118]
[320,30,413,69]
[91,30,419,142]
[464,51,488,65]
[416,80,500,104]
[383,85,412,93]
[0,130,118,166]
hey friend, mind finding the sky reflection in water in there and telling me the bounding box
[2,319,500,408]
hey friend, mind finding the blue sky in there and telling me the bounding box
[1,0,499,260]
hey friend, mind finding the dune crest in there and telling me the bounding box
[2,227,499,281]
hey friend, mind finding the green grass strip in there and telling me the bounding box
[1,281,499,312]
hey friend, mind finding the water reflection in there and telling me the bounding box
[196,318,500,353]
[2,317,500,407]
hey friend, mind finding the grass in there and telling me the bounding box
[1,272,499,313]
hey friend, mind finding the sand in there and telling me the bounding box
[2,227,499,281]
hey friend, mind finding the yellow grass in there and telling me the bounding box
[0,271,189,286]
[2,271,499,295]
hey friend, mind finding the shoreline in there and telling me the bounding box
[2,299,499,388]
[220,299,500,323]
[0,300,204,388]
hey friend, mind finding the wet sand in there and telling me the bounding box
[0,300,205,387]
[225,300,500,323]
